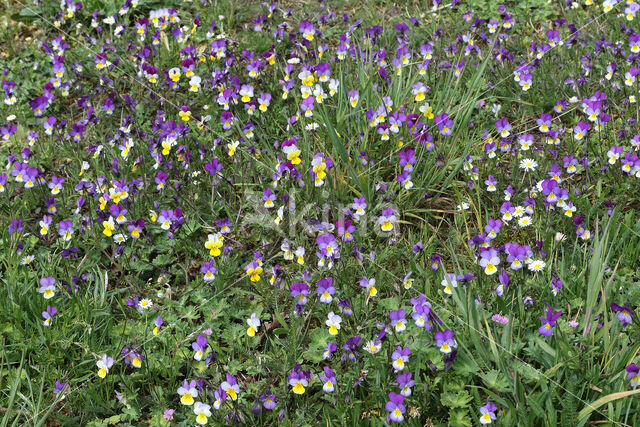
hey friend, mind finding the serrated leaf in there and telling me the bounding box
[152,253,174,267]
[440,391,472,409]
[480,369,512,392]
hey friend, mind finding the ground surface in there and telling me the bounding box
[0,0,640,425]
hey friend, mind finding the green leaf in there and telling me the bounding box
[578,389,640,421]
[480,369,512,392]
[441,391,473,409]
[152,253,174,267]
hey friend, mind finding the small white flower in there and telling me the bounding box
[364,340,382,354]
[528,260,546,272]
[519,158,538,171]
[518,216,533,227]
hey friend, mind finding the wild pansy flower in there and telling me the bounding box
[397,372,415,397]
[53,381,69,397]
[245,260,263,282]
[378,207,397,232]
[212,385,227,410]
[359,276,377,297]
[288,365,310,394]
[386,392,406,423]
[538,307,562,336]
[625,67,638,86]
[247,312,260,337]
[317,277,336,303]
[96,354,114,378]
[478,248,500,275]
[479,401,498,425]
[310,153,332,187]
[326,312,342,336]
[435,329,457,354]
[122,347,143,369]
[178,380,198,405]
[505,243,530,270]
[391,346,410,370]
[484,219,502,240]
[339,298,353,316]
[192,334,208,361]
[316,233,340,268]
[343,336,363,363]
[352,196,367,221]
[519,73,533,91]
[621,152,640,174]
[611,302,634,326]
[551,277,563,296]
[322,340,337,360]
[178,106,191,122]
[205,232,224,257]
[336,219,355,242]
[627,364,639,387]
[484,175,497,192]
[573,121,590,141]
[200,261,217,282]
[39,215,52,235]
[221,374,240,400]
[398,147,416,173]
[57,220,74,241]
[153,316,163,335]
[607,146,624,165]
[39,277,56,299]
[518,134,533,151]
[495,118,512,138]
[299,20,316,41]
[291,282,309,306]
[260,393,277,410]
[434,113,453,136]
[258,92,271,112]
[262,187,277,208]
[102,216,115,237]
[320,366,336,393]
[390,309,407,332]
[441,273,457,295]
[402,272,414,290]
[216,218,233,234]
[48,176,64,195]
[42,305,57,326]
[127,220,145,239]
[496,270,509,296]
[193,402,211,425]
[411,299,435,330]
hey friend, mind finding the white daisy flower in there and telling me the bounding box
[519,158,538,171]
